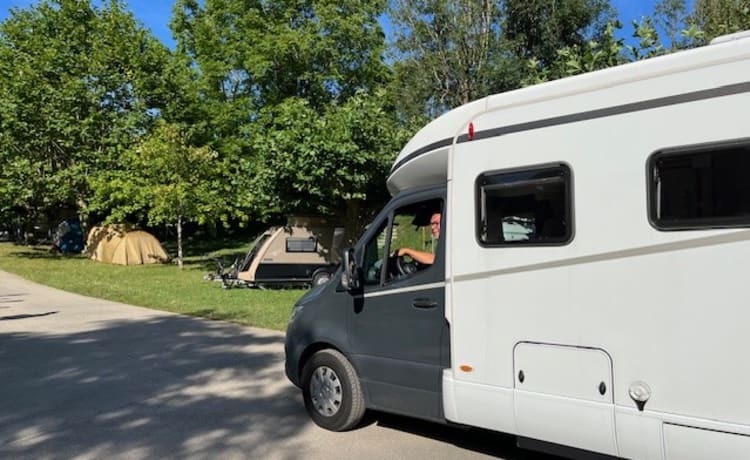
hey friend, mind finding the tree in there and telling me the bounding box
[654,0,689,48]
[387,0,616,117]
[0,0,171,235]
[502,0,615,68]
[248,91,412,235]
[524,20,626,84]
[170,0,398,227]
[691,0,750,41]
[389,0,517,117]
[172,0,389,111]
[90,121,225,269]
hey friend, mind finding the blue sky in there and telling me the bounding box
[1,1,676,50]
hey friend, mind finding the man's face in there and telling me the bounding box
[430,213,441,239]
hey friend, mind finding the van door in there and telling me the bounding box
[348,192,449,421]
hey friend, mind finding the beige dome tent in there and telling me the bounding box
[87,225,168,265]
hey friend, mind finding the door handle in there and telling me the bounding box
[412,298,437,309]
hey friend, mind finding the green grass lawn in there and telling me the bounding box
[0,241,306,331]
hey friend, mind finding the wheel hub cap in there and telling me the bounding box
[310,366,343,417]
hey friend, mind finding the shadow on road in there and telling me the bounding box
[1,307,564,459]
[0,311,58,321]
[0,315,309,459]
[368,412,565,460]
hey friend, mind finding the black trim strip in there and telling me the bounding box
[390,81,750,175]
[390,138,453,174]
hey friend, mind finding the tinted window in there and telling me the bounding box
[650,142,750,229]
[477,165,572,245]
[286,237,317,253]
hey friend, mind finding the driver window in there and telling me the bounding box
[387,199,442,283]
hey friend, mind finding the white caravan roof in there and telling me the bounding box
[386,32,750,195]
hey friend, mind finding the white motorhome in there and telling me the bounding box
[285,31,750,459]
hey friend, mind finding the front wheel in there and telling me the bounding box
[301,349,365,431]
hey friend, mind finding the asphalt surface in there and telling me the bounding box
[0,270,560,460]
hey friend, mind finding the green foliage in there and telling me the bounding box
[389,0,616,116]
[691,0,750,41]
[627,17,667,60]
[247,90,412,233]
[654,0,689,47]
[4,0,750,245]
[524,20,625,84]
[170,0,401,231]
[171,0,389,110]
[502,0,616,67]
[0,0,170,229]
[389,0,516,116]
[89,121,228,266]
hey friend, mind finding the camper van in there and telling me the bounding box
[285,31,750,459]
[232,217,346,287]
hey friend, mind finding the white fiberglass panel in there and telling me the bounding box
[387,147,450,194]
[514,392,617,456]
[446,55,750,433]
[663,423,750,460]
[513,343,612,403]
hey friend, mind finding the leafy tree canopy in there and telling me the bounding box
[171,0,390,111]
[247,90,413,234]
[89,120,226,267]
[0,0,170,230]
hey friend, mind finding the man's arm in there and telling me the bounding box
[397,247,435,265]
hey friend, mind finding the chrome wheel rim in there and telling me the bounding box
[310,365,343,417]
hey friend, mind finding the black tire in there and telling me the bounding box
[311,270,331,286]
[301,349,365,431]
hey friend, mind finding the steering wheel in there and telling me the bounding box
[395,254,418,277]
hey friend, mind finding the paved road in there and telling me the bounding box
[0,271,559,460]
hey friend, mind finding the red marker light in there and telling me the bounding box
[468,122,475,140]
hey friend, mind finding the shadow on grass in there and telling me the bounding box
[5,246,85,260]
[163,235,253,259]
[180,250,250,273]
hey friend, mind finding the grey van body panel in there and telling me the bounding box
[284,185,450,422]
[284,277,350,387]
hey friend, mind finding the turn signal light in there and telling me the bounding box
[459,365,473,372]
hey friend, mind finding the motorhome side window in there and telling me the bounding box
[650,142,750,229]
[477,165,572,245]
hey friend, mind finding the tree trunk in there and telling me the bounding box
[177,215,183,270]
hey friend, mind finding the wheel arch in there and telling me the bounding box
[298,341,349,383]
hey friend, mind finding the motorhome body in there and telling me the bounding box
[285,32,750,459]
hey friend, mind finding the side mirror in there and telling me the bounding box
[341,247,360,291]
